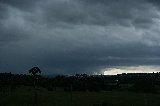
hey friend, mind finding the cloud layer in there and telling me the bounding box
[0,0,160,74]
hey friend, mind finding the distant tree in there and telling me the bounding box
[29,67,41,76]
[28,67,41,106]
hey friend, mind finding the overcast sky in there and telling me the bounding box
[0,0,160,74]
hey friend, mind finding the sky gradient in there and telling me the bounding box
[0,0,160,74]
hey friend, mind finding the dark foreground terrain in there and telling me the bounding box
[0,72,160,106]
[1,86,160,106]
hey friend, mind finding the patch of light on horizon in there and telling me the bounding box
[103,66,160,75]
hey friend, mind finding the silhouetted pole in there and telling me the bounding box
[34,77,38,106]
[144,93,148,106]
[70,84,73,106]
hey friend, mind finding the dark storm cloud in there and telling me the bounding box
[148,0,160,5]
[39,0,153,27]
[0,0,160,74]
[0,0,37,11]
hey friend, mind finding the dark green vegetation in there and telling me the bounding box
[0,72,160,106]
[1,86,160,106]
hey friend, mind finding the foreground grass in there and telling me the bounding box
[0,86,160,106]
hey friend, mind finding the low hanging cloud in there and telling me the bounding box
[103,65,160,75]
[0,0,160,74]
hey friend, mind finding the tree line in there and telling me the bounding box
[0,68,160,93]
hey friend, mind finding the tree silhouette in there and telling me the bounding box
[29,67,41,76]
[28,67,41,106]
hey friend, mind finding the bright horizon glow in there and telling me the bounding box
[103,66,160,75]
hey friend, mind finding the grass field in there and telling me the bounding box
[0,86,160,106]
